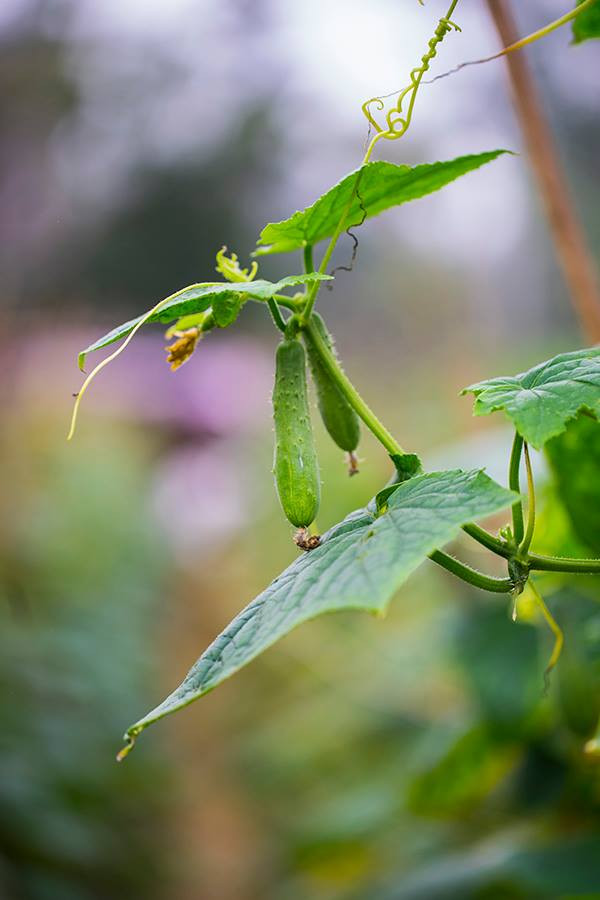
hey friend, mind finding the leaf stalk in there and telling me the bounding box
[509,431,525,544]
[429,548,513,593]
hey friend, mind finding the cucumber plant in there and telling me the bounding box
[66,1,600,759]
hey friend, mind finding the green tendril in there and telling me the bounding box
[362,1,461,144]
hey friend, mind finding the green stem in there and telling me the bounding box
[509,431,525,545]
[267,297,287,333]
[519,442,536,556]
[528,553,600,575]
[303,244,315,274]
[304,317,404,456]
[497,0,597,57]
[429,549,513,594]
[462,523,510,558]
[272,294,302,311]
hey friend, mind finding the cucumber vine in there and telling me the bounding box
[65,2,600,759]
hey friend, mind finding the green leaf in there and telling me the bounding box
[462,347,600,449]
[573,0,600,42]
[212,292,242,328]
[389,452,423,482]
[122,469,515,751]
[376,453,424,513]
[546,415,600,554]
[77,273,330,371]
[255,151,511,256]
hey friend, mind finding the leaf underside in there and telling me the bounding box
[573,0,600,42]
[77,273,330,370]
[123,469,515,747]
[462,347,600,449]
[255,151,511,255]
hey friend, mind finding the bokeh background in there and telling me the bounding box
[1,1,600,898]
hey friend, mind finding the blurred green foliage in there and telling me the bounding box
[0,426,171,899]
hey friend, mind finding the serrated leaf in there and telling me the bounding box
[462,347,600,449]
[255,151,510,256]
[77,273,330,370]
[573,0,600,42]
[122,469,515,750]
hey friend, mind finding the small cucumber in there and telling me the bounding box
[272,338,321,528]
[304,314,361,453]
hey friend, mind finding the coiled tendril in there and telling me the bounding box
[362,16,461,143]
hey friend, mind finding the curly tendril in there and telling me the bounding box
[362,14,461,142]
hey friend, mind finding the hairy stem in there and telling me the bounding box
[267,297,287,333]
[528,553,600,575]
[486,0,600,341]
[509,431,525,545]
[304,317,404,456]
[430,549,513,593]
[462,522,510,558]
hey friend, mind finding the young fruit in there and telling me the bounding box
[303,314,361,456]
[272,337,321,528]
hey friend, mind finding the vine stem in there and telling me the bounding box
[519,441,536,555]
[429,549,513,593]
[509,431,525,545]
[528,553,600,575]
[429,0,600,90]
[303,317,404,456]
[485,0,598,62]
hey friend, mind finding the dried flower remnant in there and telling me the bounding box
[165,327,201,371]
[293,527,321,552]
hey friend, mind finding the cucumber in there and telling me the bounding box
[303,314,360,454]
[272,338,321,528]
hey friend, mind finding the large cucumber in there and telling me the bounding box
[272,338,321,528]
[303,313,361,454]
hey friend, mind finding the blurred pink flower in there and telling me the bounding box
[10,328,273,437]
